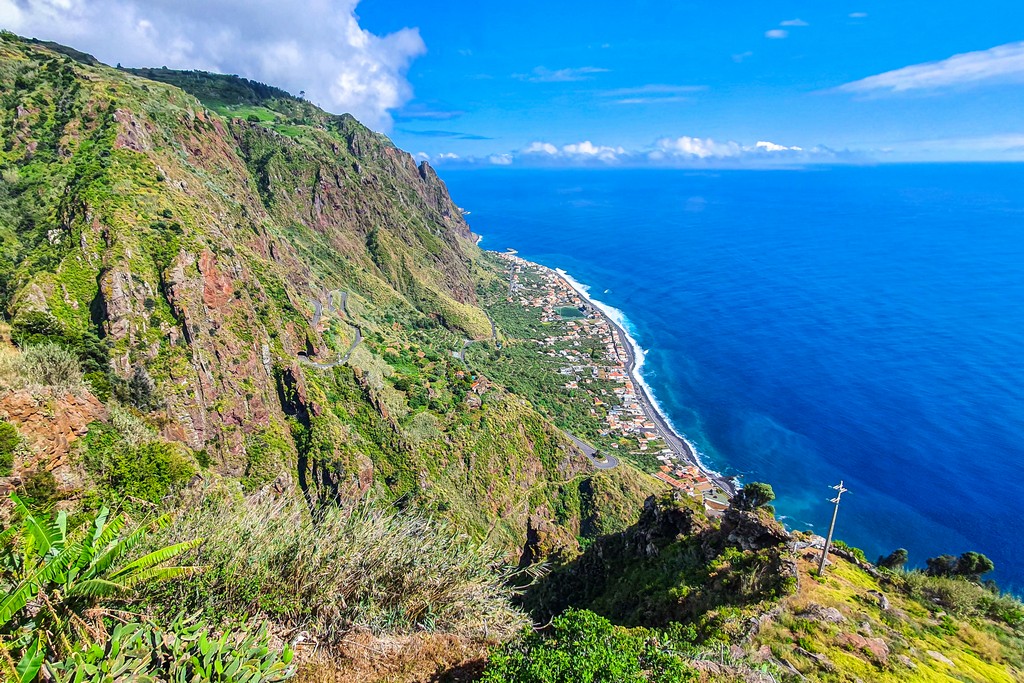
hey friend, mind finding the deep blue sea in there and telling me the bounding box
[441,165,1024,589]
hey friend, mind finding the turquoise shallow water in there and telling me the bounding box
[442,164,1024,588]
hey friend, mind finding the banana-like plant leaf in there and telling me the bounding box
[14,634,44,683]
[0,541,83,626]
[66,577,130,599]
[109,539,203,581]
[122,565,201,589]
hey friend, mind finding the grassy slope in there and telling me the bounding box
[520,493,1023,682]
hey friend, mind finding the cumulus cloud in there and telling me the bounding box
[521,140,626,163]
[651,136,741,159]
[515,66,609,82]
[780,18,808,27]
[0,0,425,130]
[836,42,1024,94]
[765,29,789,39]
[849,12,868,18]
[427,136,845,167]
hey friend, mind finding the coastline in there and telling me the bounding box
[551,267,736,498]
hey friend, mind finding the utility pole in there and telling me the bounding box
[817,480,848,577]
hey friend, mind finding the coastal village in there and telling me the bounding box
[497,252,731,514]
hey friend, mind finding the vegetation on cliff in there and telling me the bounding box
[0,32,1020,683]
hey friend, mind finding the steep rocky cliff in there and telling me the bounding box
[0,34,655,550]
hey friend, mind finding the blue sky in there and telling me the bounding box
[4,1,1024,165]
[356,0,1024,165]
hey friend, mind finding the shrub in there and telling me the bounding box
[18,467,59,509]
[832,540,868,565]
[120,364,161,411]
[729,482,775,513]
[481,609,697,683]
[0,343,87,394]
[45,616,295,683]
[0,420,19,476]
[142,492,529,642]
[81,422,195,504]
[877,548,908,570]
[10,311,109,375]
[926,551,995,581]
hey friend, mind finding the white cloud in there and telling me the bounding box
[614,96,693,105]
[602,84,706,96]
[649,136,832,163]
[849,12,868,18]
[651,136,743,159]
[488,154,513,166]
[765,29,789,39]
[754,140,803,152]
[0,0,425,130]
[733,51,754,63]
[780,18,808,27]
[599,84,706,105]
[837,42,1024,94]
[523,141,559,155]
[521,140,626,163]
[515,66,609,82]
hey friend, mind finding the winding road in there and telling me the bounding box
[456,313,499,363]
[299,290,362,369]
[565,432,619,470]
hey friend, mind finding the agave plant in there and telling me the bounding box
[0,494,202,681]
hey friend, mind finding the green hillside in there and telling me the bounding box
[0,32,1020,683]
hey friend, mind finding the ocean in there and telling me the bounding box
[441,164,1024,589]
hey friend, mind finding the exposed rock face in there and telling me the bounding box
[798,603,847,625]
[520,513,561,568]
[632,493,707,557]
[0,390,106,465]
[719,508,790,551]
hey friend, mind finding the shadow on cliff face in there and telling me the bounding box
[520,492,795,633]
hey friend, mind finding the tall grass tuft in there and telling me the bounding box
[0,343,88,395]
[143,490,530,643]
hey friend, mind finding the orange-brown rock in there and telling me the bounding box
[0,390,107,466]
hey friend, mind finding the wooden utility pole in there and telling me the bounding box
[817,480,848,576]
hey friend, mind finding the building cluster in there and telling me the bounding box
[498,253,729,513]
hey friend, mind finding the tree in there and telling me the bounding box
[730,482,775,512]
[925,554,959,578]
[955,551,994,581]
[0,495,202,680]
[925,551,994,582]
[877,548,909,570]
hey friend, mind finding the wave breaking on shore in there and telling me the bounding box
[554,268,724,480]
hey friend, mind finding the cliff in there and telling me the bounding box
[0,33,654,551]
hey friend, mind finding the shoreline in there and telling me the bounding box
[551,267,737,498]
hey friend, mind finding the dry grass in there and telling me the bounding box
[144,489,530,644]
[294,632,489,683]
[0,343,88,395]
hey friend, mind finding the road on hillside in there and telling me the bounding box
[299,290,362,369]
[565,432,619,470]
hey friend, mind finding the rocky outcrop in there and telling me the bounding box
[0,389,106,464]
[632,493,707,557]
[837,632,890,664]
[718,508,790,552]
